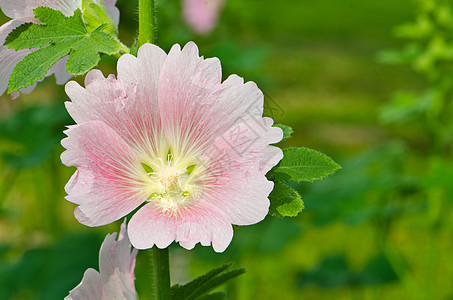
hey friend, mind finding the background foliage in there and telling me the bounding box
[1,0,452,299]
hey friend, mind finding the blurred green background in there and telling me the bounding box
[1,0,453,299]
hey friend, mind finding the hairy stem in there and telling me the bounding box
[152,246,171,300]
[138,0,155,47]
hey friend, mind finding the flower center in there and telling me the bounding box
[158,165,181,189]
[141,152,199,215]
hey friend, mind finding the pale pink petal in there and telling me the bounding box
[66,221,137,300]
[158,42,264,158]
[49,56,72,85]
[260,144,284,174]
[0,0,82,19]
[128,200,233,253]
[65,269,104,300]
[117,43,167,101]
[61,121,146,226]
[104,2,119,26]
[66,45,166,154]
[208,117,283,174]
[198,118,282,225]
[183,0,225,34]
[100,221,138,300]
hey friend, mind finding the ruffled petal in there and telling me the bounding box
[49,56,72,85]
[66,221,137,300]
[103,2,119,26]
[61,120,146,226]
[183,0,225,34]
[65,268,104,300]
[200,117,283,225]
[128,200,233,253]
[66,45,167,155]
[99,221,137,300]
[158,42,264,158]
[0,0,82,19]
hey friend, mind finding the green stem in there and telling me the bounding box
[138,0,155,47]
[152,246,171,300]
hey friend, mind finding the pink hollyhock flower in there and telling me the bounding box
[61,42,283,252]
[183,0,225,34]
[65,221,138,300]
[0,0,119,99]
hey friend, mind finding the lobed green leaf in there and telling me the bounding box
[5,7,121,93]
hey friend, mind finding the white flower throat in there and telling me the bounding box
[141,151,199,215]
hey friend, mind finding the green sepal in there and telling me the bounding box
[141,163,154,174]
[186,164,196,175]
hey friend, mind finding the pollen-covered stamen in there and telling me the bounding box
[158,165,182,189]
[141,151,200,214]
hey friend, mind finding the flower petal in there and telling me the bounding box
[0,0,82,19]
[65,268,104,300]
[103,1,119,26]
[128,200,233,253]
[49,56,72,85]
[61,120,146,226]
[66,220,137,300]
[99,221,137,300]
[158,42,264,158]
[183,0,225,34]
[200,117,283,225]
[66,45,167,155]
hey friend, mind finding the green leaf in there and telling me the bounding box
[269,147,341,183]
[171,263,245,300]
[171,263,232,299]
[187,269,245,300]
[269,182,304,217]
[274,124,293,141]
[5,7,121,93]
[82,0,117,35]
